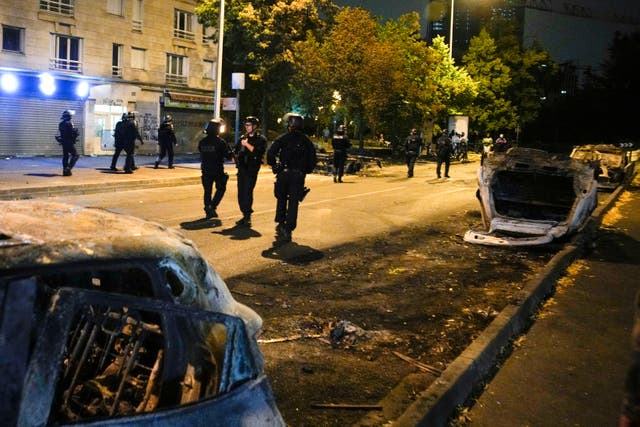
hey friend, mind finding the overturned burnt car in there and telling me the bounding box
[464,147,598,246]
[570,143,635,190]
[0,201,284,426]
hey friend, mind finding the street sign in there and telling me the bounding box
[222,97,237,111]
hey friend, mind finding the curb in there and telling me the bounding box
[0,176,202,200]
[359,181,630,426]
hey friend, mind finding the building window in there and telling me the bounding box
[2,25,25,53]
[132,0,144,32]
[202,26,214,44]
[40,0,74,15]
[166,54,188,85]
[131,47,146,70]
[112,44,123,77]
[106,0,124,16]
[203,60,215,79]
[51,34,82,72]
[174,9,194,41]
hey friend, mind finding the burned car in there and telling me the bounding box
[570,143,635,190]
[0,201,284,426]
[464,147,598,246]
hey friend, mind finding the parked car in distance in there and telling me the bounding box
[464,147,598,246]
[570,143,635,190]
[0,200,284,427]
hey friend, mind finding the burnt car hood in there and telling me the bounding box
[0,200,262,336]
[570,143,634,189]
[464,148,598,246]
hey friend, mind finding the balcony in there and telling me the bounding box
[40,0,74,16]
[173,29,195,42]
[50,58,82,73]
[165,73,187,85]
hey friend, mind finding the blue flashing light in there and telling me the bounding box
[76,81,89,98]
[39,73,56,96]
[1,73,19,93]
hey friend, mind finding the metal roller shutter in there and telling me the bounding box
[0,97,84,157]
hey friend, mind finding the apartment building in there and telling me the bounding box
[0,0,219,156]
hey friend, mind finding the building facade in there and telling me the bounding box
[0,0,219,157]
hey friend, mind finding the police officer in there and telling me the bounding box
[110,113,127,171]
[267,113,317,244]
[198,118,233,219]
[58,110,79,176]
[405,128,422,178]
[122,112,144,174]
[435,130,453,179]
[155,115,177,169]
[234,116,267,227]
[332,124,351,183]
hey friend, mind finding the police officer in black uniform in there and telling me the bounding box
[404,128,422,178]
[198,118,233,219]
[58,110,79,176]
[267,113,317,243]
[435,130,453,179]
[332,124,351,183]
[122,112,144,174]
[234,116,267,227]
[155,115,177,169]
[110,113,127,171]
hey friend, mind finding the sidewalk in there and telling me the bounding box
[0,154,214,200]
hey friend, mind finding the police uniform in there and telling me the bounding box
[405,130,422,178]
[58,111,79,176]
[436,132,453,179]
[110,114,127,171]
[155,117,177,169]
[234,125,267,226]
[122,117,143,174]
[198,124,232,219]
[332,128,351,183]
[267,120,317,242]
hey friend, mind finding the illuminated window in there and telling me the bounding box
[166,54,188,85]
[40,0,74,15]
[131,47,146,70]
[2,25,24,53]
[51,34,82,73]
[174,9,194,41]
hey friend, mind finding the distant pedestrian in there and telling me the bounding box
[57,110,79,176]
[404,128,422,178]
[267,113,317,244]
[110,113,127,171]
[198,118,233,219]
[481,133,493,154]
[155,115,177,169]
[122,111,144,174]
[332,124,351,183]
[322,126,330,144]
[435,130,453,179]
[234,116,267,227]
[494,133,508,152]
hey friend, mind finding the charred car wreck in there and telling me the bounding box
[570,144,635,190]
[464,148,598,246]
[0,201,284,426]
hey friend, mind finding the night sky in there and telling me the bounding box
[333,0,429,21]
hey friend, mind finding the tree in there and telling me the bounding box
[462,29,517,139]
[195,0,339,133]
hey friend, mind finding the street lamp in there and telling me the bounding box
[214,0,225,118]
[449,0,454,59]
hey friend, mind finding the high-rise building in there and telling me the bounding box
[0,1,219,156]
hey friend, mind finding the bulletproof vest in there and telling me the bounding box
[278,132,315,172]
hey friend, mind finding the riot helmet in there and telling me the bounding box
[283,113,304,131]
[205,118,224,136]
[410,128,418,136]
[244,116,260,127]
[163,115,173,123]
[127,111,136,120]
[61,110,72,120]
[336,124,346,136]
